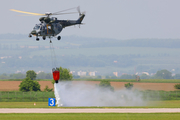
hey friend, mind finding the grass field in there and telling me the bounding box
[0,101,180,108]
[0,102,48,108]
[0,113,180,120]
[0,91,54,102]
[1,90,180,102]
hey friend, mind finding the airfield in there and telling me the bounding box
[0,80,180,120]
[1,108,180,113]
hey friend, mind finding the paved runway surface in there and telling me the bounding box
[1,108,180,113]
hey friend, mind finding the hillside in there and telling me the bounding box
[0,34,180,75]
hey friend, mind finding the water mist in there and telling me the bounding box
[54,81,146,107]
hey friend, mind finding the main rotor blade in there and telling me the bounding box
[10,9,45,16]
[52,7,77,14]
[77,6,81,14]
[53,12,78,15]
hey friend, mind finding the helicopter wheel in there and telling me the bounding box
[29,34,32,38]
[57,36,61,40]
[36,38,39,41]
[43,37,46,40]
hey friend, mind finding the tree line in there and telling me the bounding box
[4,67,180,92]
[1,69,180,80]
[0,72,52,79]
[106,69,180,79]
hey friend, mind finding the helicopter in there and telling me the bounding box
[10,7,85,41]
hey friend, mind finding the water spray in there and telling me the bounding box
[54,81,146,107]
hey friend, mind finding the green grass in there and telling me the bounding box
[0,113,180,120]
[0,102,49,108]
[1,90,180,102]
[147,100,180,108]
[0,90,179,102]
[1,101,180,108]
[0,91,55,102]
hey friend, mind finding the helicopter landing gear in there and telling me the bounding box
[57,36,61,40]
[43,36,46,40]
[36,38,39,41]
[29,34,32,38]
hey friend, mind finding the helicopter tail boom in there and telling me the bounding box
[76,14,85,24]
[58,13,85,28]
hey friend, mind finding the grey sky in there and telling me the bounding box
[1,0,180,39]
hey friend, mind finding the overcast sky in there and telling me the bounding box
[1,0,180,39]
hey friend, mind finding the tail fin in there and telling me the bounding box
[76,14,85,24]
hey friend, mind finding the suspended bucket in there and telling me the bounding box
[52,68,60,83]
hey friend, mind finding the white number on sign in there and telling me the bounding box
[50,98,54,106]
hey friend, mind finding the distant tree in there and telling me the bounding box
[111,76,118,79]
[26,70,37,80]
[73,75,80,79]
[0,73,9,79]
[59,67,73,81]
[9,73,26,79]
[44,85,53,92]
[45,73,52,79]
[99,80,114,91]
[36,72,46,79]
[154,69,173,79]
[120,74,133,79]
[140,74,150,79]
[132,75,138,79]
[174,74,180,79]
[174,84,180,89]
[105,76,110,79]
[19,77,40,92]
[124,83,133,90]
[2,73,7,76]
[96,75,102,79]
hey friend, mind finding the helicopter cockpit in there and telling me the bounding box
[30,24,43,37]
[33,24,41,30]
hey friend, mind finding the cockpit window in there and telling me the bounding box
[33,25,40,30]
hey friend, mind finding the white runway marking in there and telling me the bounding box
[0,108,180,113]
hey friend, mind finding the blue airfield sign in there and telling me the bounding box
[48,98,56,106]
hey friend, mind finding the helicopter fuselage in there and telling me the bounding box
[10,7,85,41]
[29,13,85,41]
[31,22,63,37]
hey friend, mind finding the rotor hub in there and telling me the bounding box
[45,12,52,17]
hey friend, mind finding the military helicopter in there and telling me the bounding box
[10,7,85,41]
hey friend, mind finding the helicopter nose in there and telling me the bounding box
[31,30,36,35]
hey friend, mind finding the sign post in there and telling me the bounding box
[48,98,56,106]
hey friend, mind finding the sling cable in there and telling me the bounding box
[49,39,60,83]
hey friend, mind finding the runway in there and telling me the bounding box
[1,108,180,113]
